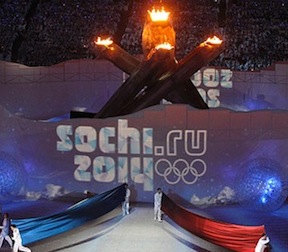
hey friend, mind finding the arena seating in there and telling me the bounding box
[0,0,287,70]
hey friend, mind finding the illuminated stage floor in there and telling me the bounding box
[29,203,232,252]
[1,200,288,252]
[1,202,230,252]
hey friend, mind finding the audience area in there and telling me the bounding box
[0,0,287,70]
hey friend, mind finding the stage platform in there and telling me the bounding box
[1,198,288,252]
[0,202,231,252]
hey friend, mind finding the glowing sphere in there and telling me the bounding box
[236,158,288,212]
[0,152,26,199]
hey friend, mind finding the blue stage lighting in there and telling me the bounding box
[236,158,288,212]
[0,152,26,200]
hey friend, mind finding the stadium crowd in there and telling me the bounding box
[0,0,287,71]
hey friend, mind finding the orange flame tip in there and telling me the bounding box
[155,42,174,50]
[95,37,113,46]
[205,36,222,45]
[148,7,170,22]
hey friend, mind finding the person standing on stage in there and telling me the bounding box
[255,233,270,252]
[0,212,13,248]
[154,188,163,222]
[11,224,31,252]
[122,183,131,216]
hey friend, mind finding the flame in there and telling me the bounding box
[205,36,222,45]
[155,42,174,50]
[95,37,113,46]
[148,7,170,22]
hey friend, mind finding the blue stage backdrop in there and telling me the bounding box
[0,104,287,211]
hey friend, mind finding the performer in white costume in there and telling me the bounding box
[255,233,270,252]
[0,212,13,248]
[11,224,31,252]
[122,183,131,216]
[154,188,162,222]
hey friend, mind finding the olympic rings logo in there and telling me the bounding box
[155,158,207,185]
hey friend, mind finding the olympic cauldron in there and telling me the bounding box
[93,6,223,119]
